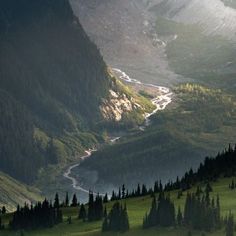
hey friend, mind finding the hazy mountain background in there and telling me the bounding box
[71,0,236,88]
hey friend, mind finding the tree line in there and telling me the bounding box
[9,199,62,230]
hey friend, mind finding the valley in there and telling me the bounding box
[0,1,236,235]
[63,68,173,200]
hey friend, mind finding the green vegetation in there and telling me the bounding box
[80,84,236,187]
[1,177,236,235]
[0,0,153,186]
[0,172,43,212]
[0,0,110,183]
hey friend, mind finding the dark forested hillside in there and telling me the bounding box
[0,0,110,183]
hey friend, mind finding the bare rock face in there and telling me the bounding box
[100,89,142,122]
[70,0,236,86]
[70,0,183,86]
[154,0,236,41]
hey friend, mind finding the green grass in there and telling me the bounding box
[2,177,236,235]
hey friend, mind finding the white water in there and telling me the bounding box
[112,68,173,127]
[63,69,173,194]
[63,150,99,195]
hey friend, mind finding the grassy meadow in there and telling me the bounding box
[1,177,236,236]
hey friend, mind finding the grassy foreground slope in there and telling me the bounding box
[0,172,43,212]
[2,177,236,236]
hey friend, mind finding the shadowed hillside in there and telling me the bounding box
[0,0,110,183]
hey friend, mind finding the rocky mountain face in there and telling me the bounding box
[71,0,236,86]
[151,0,236,41]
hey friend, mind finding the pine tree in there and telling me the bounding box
[226,213,234,236]
[142,184,148,196]
[78,204,86,221]
[102,216,109,232]
[148,196,158,227]
[177,207,183,226]
[87,191,94,221]
[120,204,129,232]
[103,193,108,203]
[0,216,3,230]
[54,193,60,209]
[65,192,69,207]
[71,194,78,207]
[1,206,6,215]
[136,184,141,196]
[102,202,130,232]
[122,185,126,199]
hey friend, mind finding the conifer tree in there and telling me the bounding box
[65,192,69,207]
[71,194,78,207]
[78,204,86,221]
[0,216,3,230]
[103,193,108,203]
[102,215,109,232]
[177,207,183,226]
[87,191,94,222]
[142,184,148,196]
[1,206,6,215]
[226,213,234,236]
[118,188,121,200]
[122,185,126,199]
[54,193,60,209]
[120,204,129,232]
[102,202,129,232]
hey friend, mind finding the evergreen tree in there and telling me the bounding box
[87,191,94,222]
[94,194,103,220]
[122,185,126,199]
[71,194,78,207]
[143,194,175,228]
[177,207,183,226]
[103,193,108,203]
[120,204,129,232]
[9,199,63,230]
[78,204,86,221]
[0,216,3,230]
[102,202,129,232]
[102,215,109,232]
[141,184,148,196]
[54,193,60,209]
[118,188,121,200]
[230,180,235,190]
[147,196,158,227]
[1,206,6,215]
[226,213,234,236]
[136,184,141,196]
[65,192,69,207]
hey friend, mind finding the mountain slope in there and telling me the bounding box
[71,0,236,87]
[0,0,151,184]
[0,172,43,212]
[152,0,236,41]
[0,0,109,183]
